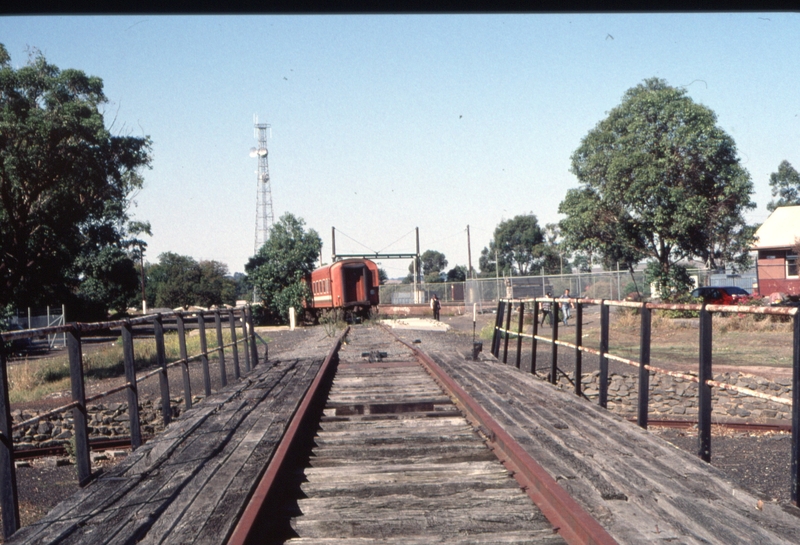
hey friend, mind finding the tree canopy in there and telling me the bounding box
[0,44,151,312]
[245,213,321,322]
[767,160,800,212]
[405,250,447,283]
[559,78,755,294]
[146,253,235,309]
[479,214,546,276]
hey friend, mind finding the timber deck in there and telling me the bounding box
[418,344,800,544]
[10,323,800,544]
[285,326,564,544]
[7,354,327,545]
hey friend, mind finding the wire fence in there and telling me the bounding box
[379,268,759,312]
[489,296,800,506]
[0,306,261,539]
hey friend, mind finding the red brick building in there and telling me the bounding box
[752,206,800,296]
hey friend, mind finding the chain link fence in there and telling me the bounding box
[378,267,758,312]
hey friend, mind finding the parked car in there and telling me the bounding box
[690,286,751,305]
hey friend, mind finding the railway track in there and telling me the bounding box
[230,325,614,545]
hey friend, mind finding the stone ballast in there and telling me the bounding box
[556,370,792,422]
[11,397,193,451]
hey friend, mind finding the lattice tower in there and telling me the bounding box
[253,120,274,253]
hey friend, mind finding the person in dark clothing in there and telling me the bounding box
[431,294,441,321]
[540,292,553,326]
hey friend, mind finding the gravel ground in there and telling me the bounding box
[5,319,798,537]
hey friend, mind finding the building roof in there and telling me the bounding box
[752,205,800,250]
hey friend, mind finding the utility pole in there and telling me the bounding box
[467,225,473,279]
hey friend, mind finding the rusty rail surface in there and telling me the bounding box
[390,328,619,545]
[0,306,260,539]
[228,326,349,545]
[490,296,800,507]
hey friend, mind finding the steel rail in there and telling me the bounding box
[227,326,349,545]
[386,328,618,545]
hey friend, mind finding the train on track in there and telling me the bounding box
[305,258,380,319]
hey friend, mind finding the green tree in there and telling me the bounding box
[148,253,201,309]
[559,77,755,294]
[0,44,151,309]
[767,160,800,212]
[245,213,321,322]
[446,265,467,282]
[378,268,389,285]
[74,245,139,318]
[490,214,546,276]
[405,250,447,283]
[196,260,235,308]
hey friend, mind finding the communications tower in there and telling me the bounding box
[250,117,274,253]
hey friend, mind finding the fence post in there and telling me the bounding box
[228,310,241,380]
[637,305,651,429]
[550,297,558,385]
[0,348,19,538]
[530,300,539,375]
[154,314,171,426]
[599,301,609,409]
[198,313,212,396]
[121,320,142,449]
[246,306,259,366]
[491,300,502,357]
[792,312,800,506]
[240,310,251,373]
[574,302,583,396]
[215,311,227,387]
[698,305,713,463]
[502,301,512,364]
[66,327,91,486]
[176,313,192,411]
[515,301,525,370]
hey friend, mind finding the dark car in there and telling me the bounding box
[690,286,751,305]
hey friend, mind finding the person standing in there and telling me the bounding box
[431,294,441,321]
[560,288,573,326]
[540,292,553,326]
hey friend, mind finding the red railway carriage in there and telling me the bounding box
[305,258,380,315]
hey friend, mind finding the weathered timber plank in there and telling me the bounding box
[109,358,320,544]
[426,350,800,544]
[291,508,546,538]
[285,532,565,545]
[165,357,323,544]
[7,358,321,545]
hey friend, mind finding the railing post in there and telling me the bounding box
[0,347,20,538]
[530,300,539,375]
[240,310,251,373]
[228,310,241,380]
[198,313,212,396]
[574,302,583,396]
[515,301,525,369]
[121,320,142,449]
[154,314,171,426]
[67,327,91,486]
[491,300,503,357]
[550,297,558,385]
[502,300,512,364]
[637,305,651,429]
[246,306,259,366]
[599,301,609,409]
[215,310,227,387]
[176,313,192,411]
[792,312,800,506]
[698,305,713,463]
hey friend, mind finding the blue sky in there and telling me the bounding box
[1,14,798,278]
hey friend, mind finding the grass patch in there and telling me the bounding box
[8,329,239,404]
